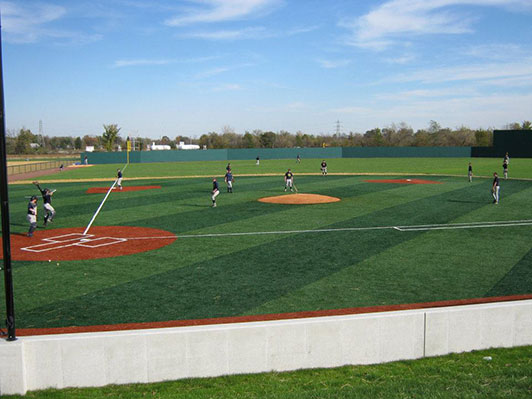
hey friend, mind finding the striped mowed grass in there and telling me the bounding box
[2,158,532,329]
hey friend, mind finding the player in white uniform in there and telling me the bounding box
[27,196,38,237]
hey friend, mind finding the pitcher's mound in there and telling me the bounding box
[259,193,340,205]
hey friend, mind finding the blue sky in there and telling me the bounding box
[2,0,532,139]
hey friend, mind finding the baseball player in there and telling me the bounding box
[320,160,328,176]
[27,195,38,237]
[211,178,220,207]
[468,162,473,183]
[33,181,55,226]
[503,159,508,179]
[224,170,234,193]
[256,156,260,166]
[116,169,123,190]
[492,172,500,204]
[284,169,294,192]
[296,154,301,163]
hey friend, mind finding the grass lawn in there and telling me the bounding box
[24,157,532,181]
[1,157,531,329]
[3,345,531,399]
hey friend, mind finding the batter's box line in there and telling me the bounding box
[21,236,127,253]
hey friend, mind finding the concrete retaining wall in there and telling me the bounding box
[1,300,531,395]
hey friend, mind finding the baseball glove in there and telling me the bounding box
[32,181,39,185]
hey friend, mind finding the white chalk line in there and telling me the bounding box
[20,219,532,253]
[121,219,532,239]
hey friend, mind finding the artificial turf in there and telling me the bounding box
[20,157,532,181]
[3,345,531,399]
[2,160,531,329]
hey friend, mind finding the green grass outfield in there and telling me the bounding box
[20,157,532,181]
[3,346,531,399]
[2,158,532,329]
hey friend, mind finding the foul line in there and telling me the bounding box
[118,219,532,240]
[83,163,128,235]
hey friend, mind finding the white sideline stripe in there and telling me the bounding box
[120,219,532,239]
[19,219,532,253]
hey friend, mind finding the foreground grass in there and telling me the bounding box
[5,346,531,399]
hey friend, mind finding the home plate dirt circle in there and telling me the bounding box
[2,226,176,262]
[258,193,341,204]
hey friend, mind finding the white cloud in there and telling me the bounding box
[342,0,532,50]
[165,0,282,26]
[384,54,417,65]
[212,83,243,91]
[184,27,268,40]
[387,59,532,84]
[112,56,219,68]
[0,1,101,44]
[317,59,351,69]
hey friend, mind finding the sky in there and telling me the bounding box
[1,0,532,139]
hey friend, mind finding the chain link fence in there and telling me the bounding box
[7,160,77,176]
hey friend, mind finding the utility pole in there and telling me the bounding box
[335,120,342,136]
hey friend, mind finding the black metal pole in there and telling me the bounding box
[0,13,16,341]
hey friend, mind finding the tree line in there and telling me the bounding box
[5,120,531,154]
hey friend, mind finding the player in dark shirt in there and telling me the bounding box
[27,196,38,237]
[468,162,473,183]
[321,160,328,176]
[224,171,234,193]
[117,169,123,190]
[284,169,294,192]
[296,154,301,163]
[211,178,220,207]
[492,172,500,204]
[503,160,508,179]
[33,181,55,226]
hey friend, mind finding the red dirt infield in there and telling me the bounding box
[86,185,162,194]
[15,294,532,337]
[364,178,443,184]
[1,226,176,261]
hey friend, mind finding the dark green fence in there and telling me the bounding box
[82,146,476,164]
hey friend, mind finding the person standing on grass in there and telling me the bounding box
[492,172,500,204]
[226,162,231,172]
[224,169,234,193]
[256,156,260,165]
[504,152,510,165]
[27,196,38,237]
[468,162,473,183]
[321,160,328,176]
[284,169,294,192]
[503,159,509,179]
[117,169,123,190]
[296,154,301,163]
[211,178,220,207]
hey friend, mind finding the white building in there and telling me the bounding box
[177,141,200,150]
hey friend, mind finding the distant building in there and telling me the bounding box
[85,146,95,152]
[150,142,172,151]
[177,141,200,150]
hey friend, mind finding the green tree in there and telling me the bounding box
[74,137,82,150]
[102,124,121,151]
[260,131,276,148]
[15,128,36,154]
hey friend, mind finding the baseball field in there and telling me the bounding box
[2,157,532,331]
